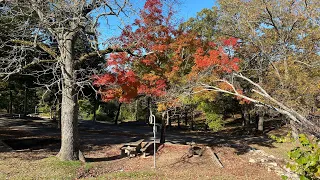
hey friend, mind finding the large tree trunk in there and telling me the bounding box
[57,33,81,161]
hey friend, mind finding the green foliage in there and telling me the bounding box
[205,112,224,132]
[197,101,224,132]
[286,134,320,180]
[79,99,94,120]
[95,105,113,122]
[180,7,218,41]
[269,132,293,143]
[119,103,136,121]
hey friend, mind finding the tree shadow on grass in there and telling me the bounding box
[86,154,125,162]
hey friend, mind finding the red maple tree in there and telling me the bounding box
[94,0,243,105]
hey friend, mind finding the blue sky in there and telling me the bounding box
[98,0,216,46]
[177,0,216,20]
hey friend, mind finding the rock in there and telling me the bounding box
[79,150,86,163]
[267,162,278,167]
[249,158,256,163]
[267,167,272,172]
[268,155,275,159]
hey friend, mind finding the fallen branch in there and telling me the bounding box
[207,146,223,168]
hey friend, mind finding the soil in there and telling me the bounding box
[0,115,288,179]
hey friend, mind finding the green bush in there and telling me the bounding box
[205,112,224,132]
[78,99,94,120]
[269,132,293,143]
[285,134,320,180]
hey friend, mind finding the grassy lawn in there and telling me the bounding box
[0,156,87,179]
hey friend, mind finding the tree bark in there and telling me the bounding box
[92,97,98,123]
[146,97,150,124]
[160,111,166,144]
[23,85,28,117]
[115,102,122,125]
[168,110,172,128]
[258,115,264,131]
[241,105,250,127]
[257,108,264,131]
[57,32,81,161]
[135,99,138,121]
[177,113,181,129]
[184,109,188,126]
[191,110,195,131]
[9,89,13,115]
[57,94,62,129]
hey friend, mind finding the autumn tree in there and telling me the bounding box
[176,0,320,136]
[94,0,203,143]
[0,0,130,161]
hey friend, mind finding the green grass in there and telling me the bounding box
[103,171,156,180]
[0,156,88,180]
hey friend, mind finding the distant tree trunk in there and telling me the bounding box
[135,99,138,121]
[177,113,181,129]
[168,110,171,129]
[92,98,98,123]
[290,121,299,139]
[160,111,166,144]
[115,102,122,125]
[146,97,151,124]
[241,106,250,127]
[23,85,28,117]
[8,89,13,115]
[57,32,82,161]
[50,108,53,120]
[257,109,264,131]
[184,109,188,126]
[191,109,195,131]
[57,95,62,129]
[258,116,264,131]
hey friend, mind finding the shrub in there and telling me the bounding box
[205,112,224,132]
[285,134,320,180]
[269,132,293,143]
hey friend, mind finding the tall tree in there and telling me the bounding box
[178,0,320,135]
[0,0,129,161]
